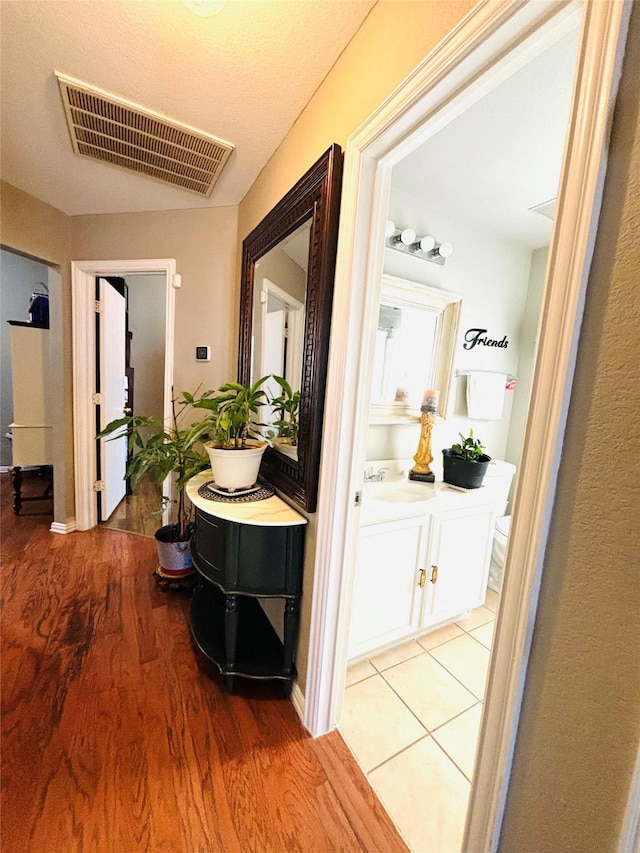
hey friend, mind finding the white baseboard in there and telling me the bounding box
[291,681,306,726]
[50,520,77,535]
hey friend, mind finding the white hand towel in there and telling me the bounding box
[466,371,506,419]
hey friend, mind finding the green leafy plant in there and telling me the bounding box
[450,429,486,462]
[187,376,270,449]
[97,390,211,541]
[266,375,300,444]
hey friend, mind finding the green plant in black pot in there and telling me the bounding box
[450,429,486,461]
[442,429,492,489]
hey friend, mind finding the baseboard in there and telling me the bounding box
[50,520,77,535]
[291,681,305,725]
[0,466,10,473]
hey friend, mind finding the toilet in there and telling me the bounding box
[481,460,516,593]
[489,514,511,592]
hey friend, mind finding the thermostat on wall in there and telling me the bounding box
[195,346,211,362]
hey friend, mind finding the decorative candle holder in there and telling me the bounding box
[409,390,439,483]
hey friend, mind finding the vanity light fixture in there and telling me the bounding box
[410,235,436,253]
[385,221,454,266]
[182,0,226,17]
[429,241,454,259]
[390,227,416,246]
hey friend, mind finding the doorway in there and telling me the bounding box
[305,1,630,850]
[97,272,167,537]
[71,258,177,532]
[338,21,580,851]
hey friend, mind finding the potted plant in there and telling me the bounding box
[442,429,491,489]
[188,376,270,491]
[266,375,300,446]
[98,391,210,581]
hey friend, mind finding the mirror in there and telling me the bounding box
[370,275,462,421]
[239,144,343,512]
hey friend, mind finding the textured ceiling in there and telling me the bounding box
[0,0,374,216]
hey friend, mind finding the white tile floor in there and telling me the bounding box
[340,588,499,853]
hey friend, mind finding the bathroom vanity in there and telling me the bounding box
[186,472,307,695]
[348,473,506,661]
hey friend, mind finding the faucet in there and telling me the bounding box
[364,466,390,482]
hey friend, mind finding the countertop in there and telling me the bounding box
[186,470,307,527]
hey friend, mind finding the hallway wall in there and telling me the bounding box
[499,6,640,848]
[0,249,50,467]
[0,182,73,523]
[238,2,640,849]
[237,0,476,698]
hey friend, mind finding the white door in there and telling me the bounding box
[97,277,127,521]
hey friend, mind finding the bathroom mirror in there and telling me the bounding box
[369,274,462,421]
[239,144,343,512]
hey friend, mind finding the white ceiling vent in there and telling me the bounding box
[55,72,234,197]
[529,198,557,221]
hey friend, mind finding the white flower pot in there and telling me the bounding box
[205,440,267,490]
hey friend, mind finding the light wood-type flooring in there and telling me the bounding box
[101,472,163,538]
[0,474,407,853]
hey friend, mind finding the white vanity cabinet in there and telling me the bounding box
[421,504,495,628]
[347,515,427,659]
[347,488,496,662]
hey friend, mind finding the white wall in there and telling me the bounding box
[505,246,548,467]
[125,273,166,423]
[366,188,533,478]
[0,249,50,467]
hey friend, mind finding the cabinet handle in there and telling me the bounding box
[430,565,438,584]
[419,569,427,588]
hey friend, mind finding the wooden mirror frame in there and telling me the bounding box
[238,144,343,512]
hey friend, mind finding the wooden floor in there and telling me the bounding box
[101,472,163,538]
[0,474,408,853]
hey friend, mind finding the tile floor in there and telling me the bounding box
[340,588,499,853]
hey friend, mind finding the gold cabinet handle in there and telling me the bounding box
[419,569,427,588]
[430,565,438,584]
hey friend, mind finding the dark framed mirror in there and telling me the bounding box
[239,144,343,512]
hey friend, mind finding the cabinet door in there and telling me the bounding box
[422,504,495,627]
[192,509,228,585]
[348,517,425,660]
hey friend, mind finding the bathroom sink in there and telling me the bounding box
[365,480,435,503]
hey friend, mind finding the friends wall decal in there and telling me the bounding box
[463,328,509,350]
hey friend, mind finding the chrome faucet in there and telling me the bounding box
[364,466,390,482]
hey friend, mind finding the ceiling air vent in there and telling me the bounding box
[55,72,234,197]
[529,198,557,221]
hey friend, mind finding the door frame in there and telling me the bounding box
[72,258,177,531]
[305,1,630,851]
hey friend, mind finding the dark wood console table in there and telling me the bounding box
[186,473,306,696]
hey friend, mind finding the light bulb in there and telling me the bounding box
[391,227,416,246]
[385,220,396,239]
[410,235,436,253]
[438,241,454,258]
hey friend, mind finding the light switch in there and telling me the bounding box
[195,346,211,362]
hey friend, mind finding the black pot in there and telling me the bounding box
[442,449,491,489]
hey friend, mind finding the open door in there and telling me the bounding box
[96,277,127,521]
